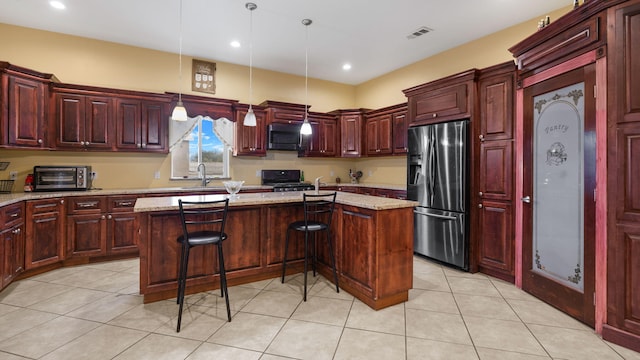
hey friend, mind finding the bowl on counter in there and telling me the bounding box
[223,180,244,197]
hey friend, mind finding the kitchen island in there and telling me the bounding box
[134,191,417,309]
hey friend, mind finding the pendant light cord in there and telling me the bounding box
[304,20,310,120]
[178,0,183,103]
[248,5,253,110]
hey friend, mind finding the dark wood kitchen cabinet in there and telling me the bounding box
[365,112,392,156]
[54,90,113,150]
[66,196,107,257]
[66,195,140,258]
[1,202,24,289]
[115,96,169,152]
[604,0,640,351]
[476,62,516,282]
[332,109,366,158]
[364,103,407,156]
[0,63,57,149]
[260,100,306,125]
[234,104,266,156]
[405,72,475,126]
[302,113,338,157]
[25,198,65,270]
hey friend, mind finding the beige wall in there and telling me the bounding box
[0,6,571,191]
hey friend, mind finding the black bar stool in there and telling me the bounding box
[281,192,339,301]
[176,198,231,332]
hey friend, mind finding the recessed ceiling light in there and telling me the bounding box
[230,40,241,48]
[342,63,352,71]
[49,1,66,10]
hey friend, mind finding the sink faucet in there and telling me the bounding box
[197,163,209,187]
[314,176,323,193]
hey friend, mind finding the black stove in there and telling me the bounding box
[261,170,315,192]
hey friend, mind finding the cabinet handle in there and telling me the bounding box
[142,143,146,148]
[9,212,18,218]
[38,139,43,144]
[101,215,106,220]
[479,134,484,142]
[478,204,483,208]
[85,141,90,146]
[478,191,483,196]
[108,214,113,220]
[118,201,133,207]
[432,113,437,118]
[60,199,65,204]
[12,228,20,234]
[77,202,98,208]
[80,141,85,146]
[137,143,141,148]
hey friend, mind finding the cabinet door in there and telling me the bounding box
[340,114,362,157]
[477,200,514,282]
[479,140,513,201]
[339,205,375,295]
[392,111,408,154]
[366,115,392,156]
[67,213,107,257]
[321,118,338,156]
[140,100,167,152]
[1,229,9,288]
[234,108,266,156]
[107,212,138,254]
[56,93,86,149]
[115,98,141,150]
[6,75,46,147]
[84,96,113,149]
[411,83,469,124]
[479,72,514,141]
[365,119,379,155]
[25,199,64,269]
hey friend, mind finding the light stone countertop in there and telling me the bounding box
[0,184,409,209]
[134,191,417,212]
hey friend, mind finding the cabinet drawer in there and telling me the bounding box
[27,198,64,215]
[108,195,138,212]
[2,203,24,228]
[67,196,106,214]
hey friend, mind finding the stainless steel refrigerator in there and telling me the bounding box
[407,120,469,270]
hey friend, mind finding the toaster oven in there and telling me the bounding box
[33,166,92,191]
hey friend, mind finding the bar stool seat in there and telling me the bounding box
[176,198,231,332]
[281,192,339,301]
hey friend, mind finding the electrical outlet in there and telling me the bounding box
[154,171,161,180]
[330,170,334,177]
[256,170,261,177]
[9,171,17,180]
[368,170,373,177]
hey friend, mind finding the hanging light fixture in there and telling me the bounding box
[171,0,188,121]
[243,2,257,126]
[300,18,313,135]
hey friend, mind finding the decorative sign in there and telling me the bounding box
[192,59,216,94]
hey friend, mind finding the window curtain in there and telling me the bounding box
[169,115,235,152]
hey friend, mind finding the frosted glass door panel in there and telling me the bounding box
[532,82,584,291]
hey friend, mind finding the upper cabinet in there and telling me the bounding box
[234,104,266,156]
[54,88,114,150]
[0,62,57,149]
[260,100,306,125]
[302,113,338,157]
[115,96,169,152]
[332,109,366,158]
[364,103,407,156]
[404,70,477,126]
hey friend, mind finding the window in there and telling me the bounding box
[170,116,232,179]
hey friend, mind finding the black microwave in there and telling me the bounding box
[33,166,92,191]
[267,123,302,151]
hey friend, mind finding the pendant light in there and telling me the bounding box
[243,2,257,126]
[300,18,313,135]
[171,0,188,121]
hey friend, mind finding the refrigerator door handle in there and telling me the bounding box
[413,209,457,220]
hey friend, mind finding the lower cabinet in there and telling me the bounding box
[477,200,514,282]
[1,203,24,289]
[25,198,65,270]
[66,195,140,259]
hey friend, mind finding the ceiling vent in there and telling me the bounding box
[407,26,433,39]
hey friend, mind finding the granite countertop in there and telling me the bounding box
[135,191,417,212]
[0,183,409,209]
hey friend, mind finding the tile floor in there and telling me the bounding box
[0,256,639,360]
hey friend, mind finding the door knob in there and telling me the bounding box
[521,196,531,203]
